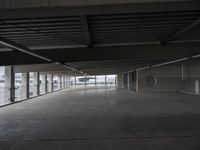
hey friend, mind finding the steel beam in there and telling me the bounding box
[80,16,93,47]
[1,20,86,46]
[0,2,199,19]
[0,36,84,74]
[163,18,200,44]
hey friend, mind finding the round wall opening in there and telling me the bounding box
[145,75,157,87]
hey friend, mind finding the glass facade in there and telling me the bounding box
[0,67,116,107]
[106,75,116,86]
[53,75,60,91]
[15,73,27,101]
[0,67,10,105]
[71,75,116,87]
[96,75,106,86]
[75,76,86,86]
[29,72,35,98]
[39,74,46,95]
[47,74,53,93]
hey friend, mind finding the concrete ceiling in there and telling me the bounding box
[0,0,200,75]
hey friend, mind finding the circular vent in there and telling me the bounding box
[145,75,157,87]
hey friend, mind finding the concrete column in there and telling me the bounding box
[5,66,15,102]
[68,76,71,87]
[45,74,48,93]
[128,72,133,91]
[33,72,39,96]
[64,75,66,88]
[116,74,123,88]
[51,74,54,92]
[85,76,87,86]
[65,75,69,88]
[48,74,53,92]
[59,75,62,89]
[122,73,128,89]
[136,70,139,92]
[195,80,200,94]
[105,75,107,86]
[40,74,47,94]
[62,75,65,89]
[74,76,76,87]
[65,76,68,87]
[95,75,97,86]
[22,72,29,99]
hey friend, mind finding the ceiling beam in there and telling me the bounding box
[80,15,93,47]
[0,20,86,46]
[0,36,84,74]
[0,1,199,19]
[0,42,199,66]
[162,18,200,44]
[34,42,200,63]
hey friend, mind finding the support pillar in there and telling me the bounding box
[51,74,54,92]
[48,74,53,92]
[116,74,123,88]
[85,76,87,86]
[22,72,29,99]
[62,75,65,89]
[74,76,76,87]
[33,72,39,96]
[105,75,107,86]
[195,80,200,94]
[95,75,97,86]
[128,72,133,91]
[40,74,47,94]
[122,73,128,89]
[136,70,139,92]
[5,66,15,103]
[59,75,62,89]
[66,75,69,88]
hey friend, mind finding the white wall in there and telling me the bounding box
[182,60,200,94]
[137,65,182,93]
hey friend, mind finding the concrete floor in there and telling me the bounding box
[0,87,200,150]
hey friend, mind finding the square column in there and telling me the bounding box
[95,75,97,86]
[33,72,39,96]
[40,74,47,94]
[59,75,62,89]
[74,77,76,87]
[195,80,200,94]
[105,75,107,86]
[66,76,71,87]
[65,76,68,87]
[128,72,133,91]
[47,74,53,92]
[116,74,123,88]
[51,74,54,92]
[122,73,128,89]
[22,72,29,99]
[5,66,15,102]
[62,76,65,89]
[84,76,87,86]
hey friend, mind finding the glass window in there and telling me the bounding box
[47,74,53,93]
[53,75,60,91]
[29,72,34,97]
[106,75,116,86]
[75,76,86,87]
[15,73,26,101]
[39,74,46,95]
[86,76,96,86]
[96,75,106,86]
[0,67,10,105]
